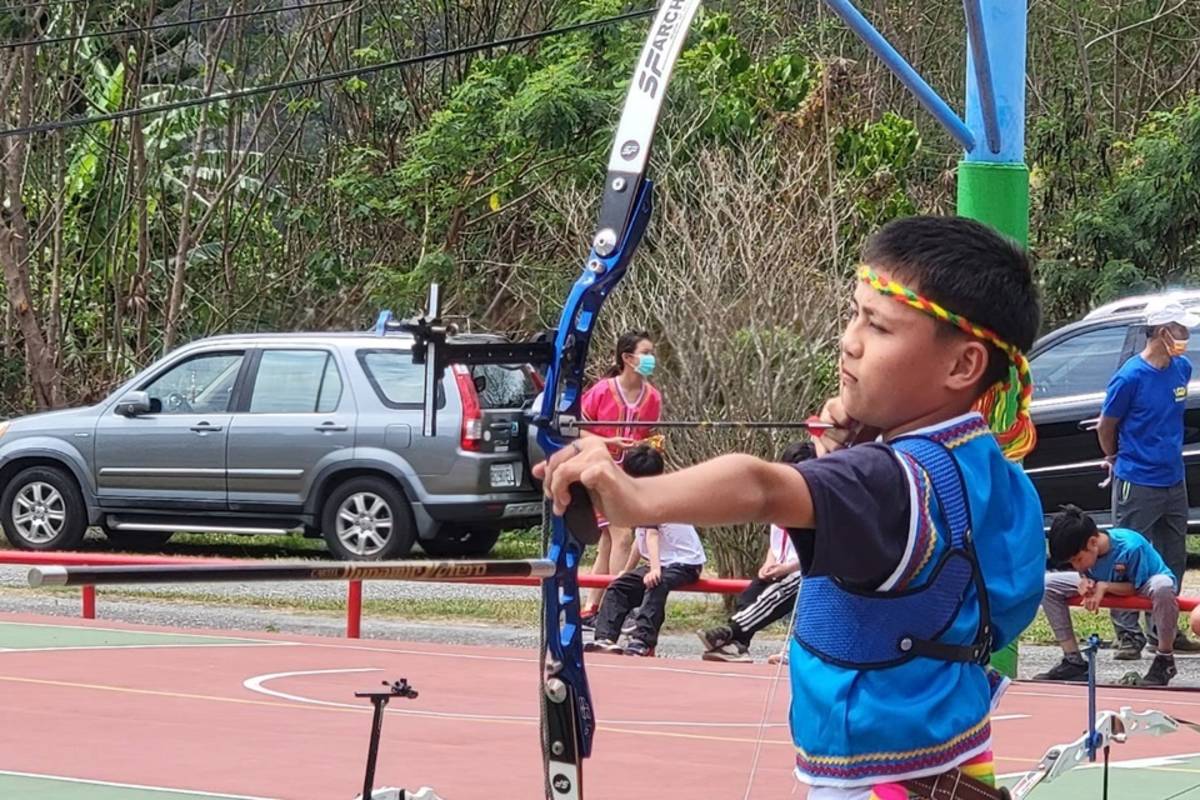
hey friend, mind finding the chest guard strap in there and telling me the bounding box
[792,436,993,670]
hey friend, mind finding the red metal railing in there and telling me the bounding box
[0,550,1194,638]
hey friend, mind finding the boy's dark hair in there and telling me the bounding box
[863,215,1041,391]
[780,440,816,464]
[622,444,664,477]
[1047,504,1099,566]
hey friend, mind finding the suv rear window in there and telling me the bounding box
[470,364,537,409]
[358,350,431,407]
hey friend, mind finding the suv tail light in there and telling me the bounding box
[451,364,483,451]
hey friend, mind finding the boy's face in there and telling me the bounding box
[840,270,988,433]
[1067,535,1101,572]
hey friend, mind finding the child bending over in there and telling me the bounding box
[1037,505,1178,686]
[584,444,705,657]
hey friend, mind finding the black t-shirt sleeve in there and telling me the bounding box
[786,443,912,589]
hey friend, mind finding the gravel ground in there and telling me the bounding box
[4,565,1200,688]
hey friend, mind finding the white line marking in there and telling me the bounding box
[0,769,281,799]
[1,642,297,654]
[1009,686,1200,709]
[0,620,282,645]
[243,667,1027,728]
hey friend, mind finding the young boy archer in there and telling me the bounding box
[536,216,1046,799]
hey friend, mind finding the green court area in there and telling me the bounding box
[0,771,277,800]
[0,621,266,650]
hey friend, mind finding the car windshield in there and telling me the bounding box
[1030,325,1128,400]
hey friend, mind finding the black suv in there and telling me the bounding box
[1026,290,1200,528]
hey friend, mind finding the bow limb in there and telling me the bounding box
[536,2,703,797]
[1007,707,1178,799]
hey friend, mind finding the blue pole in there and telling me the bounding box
[963,0,1026,163]
[962,0,1001,154]
[822,0,976,152]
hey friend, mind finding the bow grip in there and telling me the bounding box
[564,483,602,546]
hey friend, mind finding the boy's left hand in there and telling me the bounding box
[533,435,647,525]
[760,563,791,581]
[644,567,662,588]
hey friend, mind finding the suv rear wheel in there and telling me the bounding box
[421,525,501,558]
[0,466,87,551]
[321,477,415,561]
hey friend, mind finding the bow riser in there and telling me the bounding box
[538,178,654,800]
[537,3,702,797]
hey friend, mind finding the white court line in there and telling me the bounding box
[1,642,298,654]
[269,639,811,682]
[998,751,1200,780]
[0,619,284,645]
[0,769,280,799]
[243,667,1027,728]
[1008,686,1200,709]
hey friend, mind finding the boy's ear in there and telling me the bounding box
[944,339,990,391]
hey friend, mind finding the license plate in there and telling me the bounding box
[490,462,517,488]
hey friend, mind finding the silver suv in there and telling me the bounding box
[0,329,543,559]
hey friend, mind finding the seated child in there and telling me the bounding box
[1036,505,1178,686]
[584,444,705,657]
[697,441,814,663]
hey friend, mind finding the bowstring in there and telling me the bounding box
[743,4,842,794]
[539,495,553,800]
[740,576,801,800]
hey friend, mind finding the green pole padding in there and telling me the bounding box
[956,161,1030,245]
[957,159,1030,680]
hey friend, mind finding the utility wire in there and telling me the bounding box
[0,6,657,138]
[3,0,354,50]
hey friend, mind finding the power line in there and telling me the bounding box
[3,0,356,50]
[0,6,657,138]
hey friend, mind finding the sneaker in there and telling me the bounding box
[1174,632,1200,653]
[697,626,735,652]
[1114,634,1145,661]
[1142,654,1177,686]
[583,639,622,654]
[624,639,654,657]
[621,608,641,636]
[701,643,752,663]
[1033,657,1089,682]
[579,607,599,632]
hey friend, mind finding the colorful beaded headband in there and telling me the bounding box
[858,265,1036,461]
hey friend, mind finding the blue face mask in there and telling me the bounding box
[634,353,656,377]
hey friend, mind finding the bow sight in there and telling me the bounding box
[378,286,555,438]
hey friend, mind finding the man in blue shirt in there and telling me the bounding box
[1097,299,1199,657]
[1036,505,1179,686]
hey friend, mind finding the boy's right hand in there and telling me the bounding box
[643,567,662,588]
[1077,575,1096,597]
[812,396,880,456]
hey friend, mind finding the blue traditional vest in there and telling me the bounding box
[786,413,1044,788]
